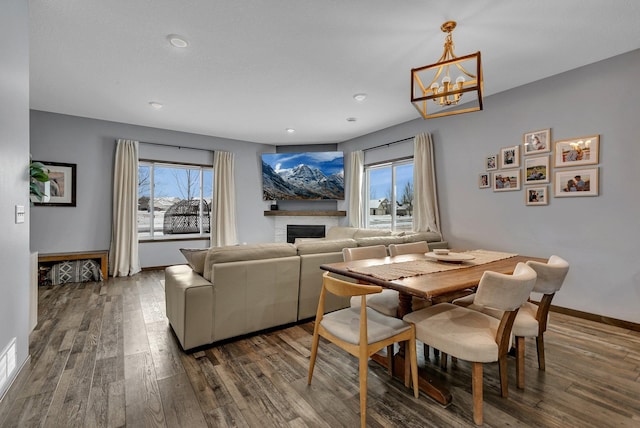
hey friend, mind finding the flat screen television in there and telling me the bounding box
[262,151,345,200]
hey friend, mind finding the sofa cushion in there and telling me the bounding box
[296,238,357,255]
[203,243,297,281]
[354,228,392,238]
[326,227,359,240]
[356,236,405,247]
[179,248,208,274]
[403,231,443,243]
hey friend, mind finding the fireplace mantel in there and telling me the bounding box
[264,210,346,217]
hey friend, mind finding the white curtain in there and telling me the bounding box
[347,150,364,227]
[109,139,141,277]
[213,151,238,246]
[412,133,441,233]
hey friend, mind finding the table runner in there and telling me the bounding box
[346,249,518,281]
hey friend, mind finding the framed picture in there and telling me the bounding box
[32,161,77,206]
[526,186,548,206]
[479,173,491,188]
[523,129,551,155]
[500,145,520,169]
[524,156,550,184]
[554,135,599,167]
[554,167,598,197]
[493,170,521,192]
[486,154,498,171]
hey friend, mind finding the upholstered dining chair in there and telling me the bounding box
[388,240,430,257]
[403,263,537,425]
[308,272,419,428]
[453,255,569,389]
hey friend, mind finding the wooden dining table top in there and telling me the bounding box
[320,251,547,301]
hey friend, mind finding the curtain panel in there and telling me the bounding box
[109,139,141,277]
[412,133,441,234]
[213,151,238,246]
[347,150,364,227]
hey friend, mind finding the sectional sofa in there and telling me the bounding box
[165,227,447,350]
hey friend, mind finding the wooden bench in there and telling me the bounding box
[38,250,109,281]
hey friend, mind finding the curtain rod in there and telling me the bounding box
[138,140,213,153]
[362,136,414,152]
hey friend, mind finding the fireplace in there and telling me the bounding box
[286,225,326,244]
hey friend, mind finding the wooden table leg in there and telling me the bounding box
[370,291,453,406]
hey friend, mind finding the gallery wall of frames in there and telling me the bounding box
[478,128,600,206]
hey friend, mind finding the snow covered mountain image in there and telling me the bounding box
[262,152,345,200]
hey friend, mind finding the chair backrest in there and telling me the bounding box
[474,263,537,311]
[388,241,430,257]
[321,272,382,297]
[342,245,387,262]
[526,255,569,294]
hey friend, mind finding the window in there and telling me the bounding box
[365,159,413,231]
[138,161,213,239]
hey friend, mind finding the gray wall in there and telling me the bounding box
[29,112,277,267]
[340,49,640,324]
[0,0,30,398]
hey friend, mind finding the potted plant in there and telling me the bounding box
[30,158,49,202]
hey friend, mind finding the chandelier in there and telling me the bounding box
[411,21,483,119]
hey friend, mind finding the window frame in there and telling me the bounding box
[138,159,213,241]
[364,157,414,231]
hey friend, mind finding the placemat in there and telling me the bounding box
[346,249,518,281]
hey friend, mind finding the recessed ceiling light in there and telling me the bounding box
[149,101,163,110]
[285,128,295,133]
[346,117,357,122]
[353,93,368,102]
[167,34,189,48]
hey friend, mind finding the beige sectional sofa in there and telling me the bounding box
[165,227,447,350]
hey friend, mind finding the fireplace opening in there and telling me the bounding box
[287,225,326,244]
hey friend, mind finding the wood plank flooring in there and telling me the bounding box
[0,270,639,427]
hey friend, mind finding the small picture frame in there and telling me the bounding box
[493,170,521,192]
[500,145,520,169]
[486,154,498,171]
[524,156,550,184]
[554,135,599,167]
[526,186,548,206]
[523,129,551,155]
[32,161,77,206]
[554,167,599,197]
[479,173,491,188]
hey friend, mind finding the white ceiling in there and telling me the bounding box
[29,0,640,145]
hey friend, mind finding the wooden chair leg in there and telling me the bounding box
[440,352,448,370]
[516,336,525,389]
[423,343,430,360]
[307,329,320,384]
[387,344,394,376]
[498,354,509,398]
[472,362,483,426]
[536,334,546,371]
[359,355,368,428]
[409,338,419,398]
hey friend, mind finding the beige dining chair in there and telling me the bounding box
[388,241,430,257]
[404,263,537,425]
[453,255,569,389]
[308,272,419,428]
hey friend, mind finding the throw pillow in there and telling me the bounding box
[179,248,208,274]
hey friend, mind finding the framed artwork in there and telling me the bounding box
[32,161,77,206]
[554,167,598,197]
[523,129,551,155]
[479,173,491,188]
[554,135,599,167]
[493,170,521,192]
[486,154,498,171]
[526,186,548,206]
[500,145,520,169]
[524,156,550,184]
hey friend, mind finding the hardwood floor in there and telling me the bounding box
[1,270,638,427]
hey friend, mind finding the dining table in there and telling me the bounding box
[320,249,547,406]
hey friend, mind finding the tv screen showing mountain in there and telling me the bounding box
[262,151,345,200]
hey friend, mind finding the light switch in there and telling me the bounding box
[15,205,25,224]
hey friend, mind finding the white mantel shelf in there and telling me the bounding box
[264,210,346,217]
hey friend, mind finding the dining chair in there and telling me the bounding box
[388,241,430,257]
[453,255,569,389]
[308,272,419,428]
[403,263,537,425]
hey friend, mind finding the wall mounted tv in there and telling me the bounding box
[262,151,345,200]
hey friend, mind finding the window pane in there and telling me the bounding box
[395,163,414,231]
[137,164,151,237]
[367,166,392,229]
